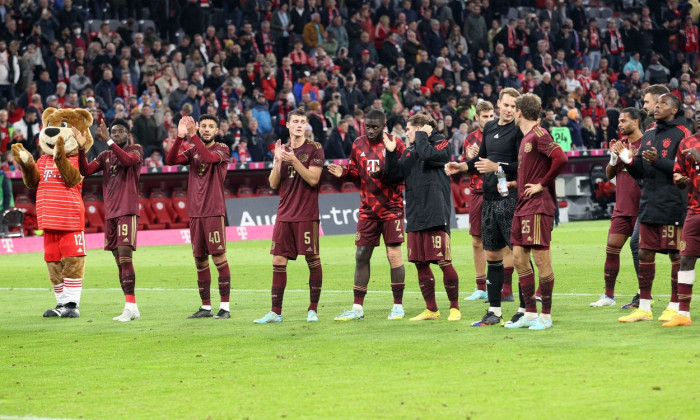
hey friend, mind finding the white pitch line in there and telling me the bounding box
[0,416,88,420]
[0,287,671,298]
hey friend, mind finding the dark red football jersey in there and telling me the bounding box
[183,141,230,217]
[612,137,641,217]
[515,126,561,217]
[344,135,406,220]
[675,134,700,215]
[276,140,325,222]
[93,144,143,219]
[461,129,484,194]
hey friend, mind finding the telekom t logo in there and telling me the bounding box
[1,239,14,253]
[366,159,380,172]
[180,230,191,243]
[236,227,248,240]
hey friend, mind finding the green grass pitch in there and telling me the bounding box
[1,220,699,419]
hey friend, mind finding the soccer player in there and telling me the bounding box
[445,100,495,301]
[327,109,407,321]
[465,87,523,326]
[384,112,461,322]
[617,93,689,323]
[667,107,700,326]
[503,93,568,330]
[254,108,325,324]
[76,119,143,321]
[165,115,232,320]
[590,108,643,307]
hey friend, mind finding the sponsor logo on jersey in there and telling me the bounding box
[524,143,532,153]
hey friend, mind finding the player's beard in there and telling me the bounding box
[201,135,215,144]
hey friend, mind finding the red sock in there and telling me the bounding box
[671,260,680,303]
[307,256,322,312]
[119,252,136,303]
[439,261,459,309]
[604,245,621,298]
[502,266,514,297]
[519,267,537,313]
[271,264,287,315]
[475,274,486,291]
[638,261,655,300]
[216,260,230,303]
[416,263,438,311]
[540,273,555,314]
[353,285,367,305]
[390,266,405,304]
[196,264,211,306]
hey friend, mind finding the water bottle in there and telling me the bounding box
[496,166,509,196]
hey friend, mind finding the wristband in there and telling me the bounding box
[107,139,115,146]
[609,153,618,166]
[618,148,632,164]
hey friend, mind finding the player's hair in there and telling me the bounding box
[110,118,129,131]
[658,93,682,116]
[515,93,542,121]
[475,100,494,115]
[643,84,670,99]
[407,112,437,129]
[288,108,307,121]
[621,107,642,128]
[499,87,521,101]
[199,114,220,126]
[366,109,386,122]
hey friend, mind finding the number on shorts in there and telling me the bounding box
[521,219,531,235]
[288,166,297,178]
[661,226,675,238]
[395,220,402,231]
[304,231,311,245]
[432,235,442,249]
[209,231,221,244]
[74,233,83,246]
[120,224,129,237]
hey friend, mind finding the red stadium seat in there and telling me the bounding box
[341,181,359,192]
[171,190,189,223]
[459,175,470,187]
[255,185,275,196]
[223,188,236,199]
[83,194,105,233]
[138,196,166,230]
[451,183,470,214]
[13,195,37,236]
[237,185,254,197]
[150,191,187,229]
[319,183,337,194]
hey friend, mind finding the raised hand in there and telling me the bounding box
[382,132,396,152]
[327,163,343,177]
[54,136,65,161]
[11,143,30,163]
[613,141,626,156]
[444,161,463,176]
[185,116,199,137]
[419,124,433,136]
[177,116,188,138]
[467,143,479,159]
[72,127,87,148]
[608,139,618,154]
[674,172,691,188]
[96,120,109,142]
[683,147,700,163]
[642,146,658,164]
[273,139,284,161]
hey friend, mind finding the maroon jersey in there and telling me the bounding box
[344,135,405,220]
[461,129,484,194]
[515,126,562,217]
[276,140,325,222]
[675,134,700,215]
[182,141,230,217]
[92,144,143,219]
[612,137,641,217]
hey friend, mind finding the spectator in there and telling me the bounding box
[623,52,644,79]
[133,104,161,155]
[323,117,352,159]
[144,150,164,168]
[251,94,273,135]
[0,161,12,211]
[0,39,19,108]
[580,116,600,149]
[0,109,13,154]
[307,100,327,143]
[645,54,671,84]
[178,85,201,121]
[303,13,326,51]
[327,14,348,52]
[242,118,266,162]
[11,108,40,156]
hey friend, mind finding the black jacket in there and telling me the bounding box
[385,131,452,233]
[627,117,690,226]
[467,119,522,201]
[323,129,352,159]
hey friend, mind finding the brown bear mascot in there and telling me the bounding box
[11,108,94,318]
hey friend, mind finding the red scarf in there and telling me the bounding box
[590,27,600,48]
[290,50,309,65]
[220,92,229,110]
[55,58,70,83]
[685,24,699,52]
[508,27,516,49]
[609,29,623,54]
[282,67,293,83]
[262,31,273,54]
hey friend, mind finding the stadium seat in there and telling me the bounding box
[150,191,187,229]
[14,195,37,236]
[83,194,105,233]
[237,185,254,197]
[450,183,470,214]
[103,19,121,32]
[341,181,360,192]
[86,19,102,33]
[138,19,156,33]
[0,209,24,238]
[599,7,613,18]
[171,189,189,224]
[256,185,275,196]
[319,183,337,194]
[458,175,470,188]
[223,188,236,199]
[138,196,166,230]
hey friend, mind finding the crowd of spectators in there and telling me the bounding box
[1,0,700,172]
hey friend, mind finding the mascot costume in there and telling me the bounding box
[12,108,94,318]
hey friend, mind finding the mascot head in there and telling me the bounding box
[39,107,94,157]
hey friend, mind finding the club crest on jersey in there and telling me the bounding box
[109,164,118,176]
[524,143,532,153]
[663,138,672,149]
[194,154,199,159]
[299,153,309,163]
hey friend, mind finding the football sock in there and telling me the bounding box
[486,260,504,307]
[196,263,211,307]
[517,280,526,308]
[488,306,502,317]
[416,263,438,312]
[670,260,680,304]
[678,270,695,316]
[352,303,363,314]
[475,274,487,291]
[604,245,622,298]
[541,313,552,322]
[63,278,82,305]
[215,260,230,303]
[540,273,555,315]
[353,285,367,305]
[438,261,459,309]
[271,264,287,315]
[639,298,651,312]
[390,265,405,304]
[53,283,64,305]
[518,266,537,313]
[119,252,135,303]
[502,266,514,296]
[220,302,230,312]
[307,256,322,312]
[638,261,655,301]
